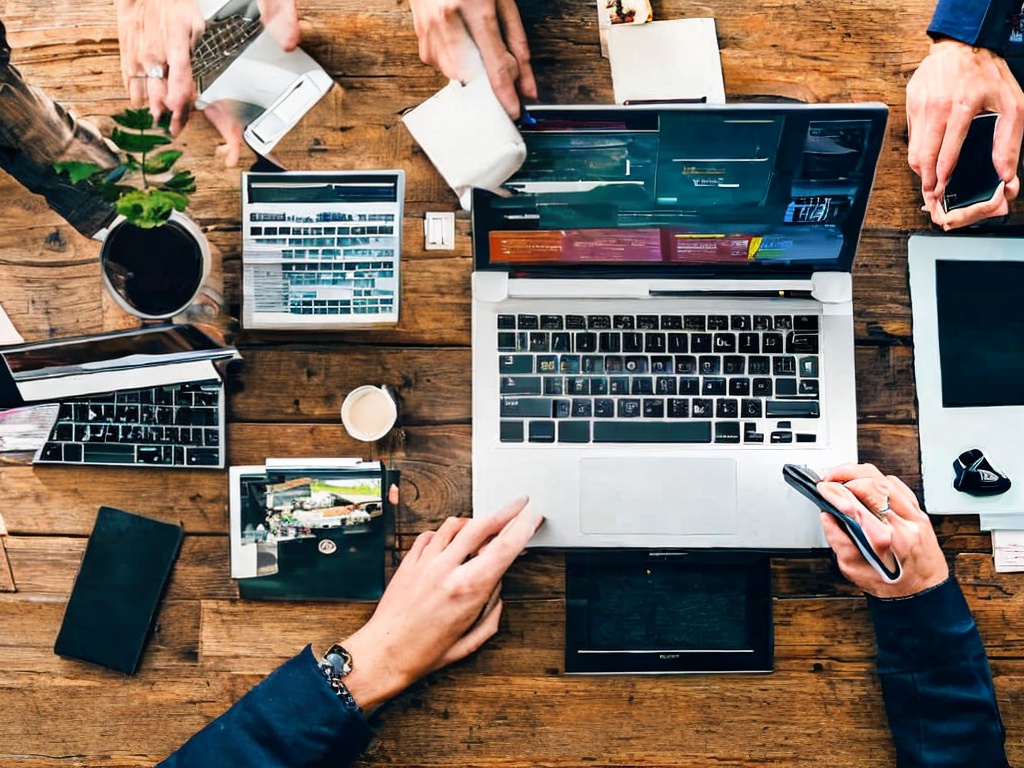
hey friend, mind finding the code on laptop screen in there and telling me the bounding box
[473,106,887,273]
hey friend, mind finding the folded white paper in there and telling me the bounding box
[608,18,726,105]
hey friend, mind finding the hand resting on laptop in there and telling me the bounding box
[817,462,949,599]
[116,0,300,165]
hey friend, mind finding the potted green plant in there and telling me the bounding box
[54,109,210,320]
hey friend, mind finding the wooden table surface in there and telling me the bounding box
[1,0,1021,765]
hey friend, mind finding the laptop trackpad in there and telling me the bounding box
[579,457,737,536]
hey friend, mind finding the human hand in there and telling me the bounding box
[116,0,300,164]
[907,39,1024,229]
[340,497,542,712]
[817,463,948,599]
[408,0,537,119]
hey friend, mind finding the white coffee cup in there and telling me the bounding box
[341,385,398,441]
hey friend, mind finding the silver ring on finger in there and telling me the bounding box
[145,65,167,79]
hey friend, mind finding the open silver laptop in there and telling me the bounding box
[471,103,888,549]
[193,0,334,157]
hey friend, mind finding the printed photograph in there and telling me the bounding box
[232,468,386,600]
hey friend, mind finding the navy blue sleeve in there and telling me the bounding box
[928,0,1017,54]
[868,578,1009,768]
[158,646,376,768]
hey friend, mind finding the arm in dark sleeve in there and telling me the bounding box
[158,646,376,768]
[927,0,1017,54]
[869,578,1009,768]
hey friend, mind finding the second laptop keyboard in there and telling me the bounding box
[36,380,224,468]
[497,312,821,445]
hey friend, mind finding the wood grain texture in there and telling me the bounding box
[0,0,1013,765]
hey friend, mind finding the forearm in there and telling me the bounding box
[869,578,1008,768]
[928,0,1018,53]
[158,646,376,768]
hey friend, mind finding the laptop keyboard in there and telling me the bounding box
[496,313,821,446]
[35,380,224,468]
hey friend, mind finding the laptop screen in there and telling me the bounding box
[472,104,887,276]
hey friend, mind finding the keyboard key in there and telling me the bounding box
[675,355,697,374]
[624,356,648,373]
[572,398,593,417]
[555,400,572,419]
[500,355,534,374]
[637,315,659,330]
[610,377,630,395]
[656,377,677,395]
[575,333,597,353]
[591,377,609,395]
[749,356,771,376]
[500,421,524,442]
[730,315,751,331]
[500,377,541,395]
[728,377,751,396]
[594,399,615,417]
[593,421,711,443]
[605,356,624,373]
[691,334,712,353]
[715,421,741,443]
[739,333,759,354]
[723,356,745,375]
[631,377,653,395]
[716,399,738,418]
[766,401,820,418]
[753,378,773,397]
[713,333,736,353]
[497,332,517,351]
[623,333,643,353]
[529,332,549,352]
[799,380,820,397]
[83,444,137,463]
[763,333,784,352]
[699,356,721,375]
[776,378,798,397]
[40,443,62,461]
[774,316,793,330]
[617,399,641,418]
[708,315,728,330]
[598,333,621,353]
[796,433,817,443]
[799,356,819,378]
[582,356,604,374]
[551,333,571,352]
[787,332,819,354]
[501,398,553,417]
[744,424,765,443]
[588,315,611,329]
[543,377,563,395]
[536,355,558,374]
[684,315,706,331]
[753,315,773,331]
[661,315,683,330]
[691,398,713,417]
[560,355,581,374]
[794,315,819,331]
[529,422,556,442]
[668,398,690,418]
[668,333,688,353]
[770,431,794,444]
[567,377,590,395]
[741,399,762,418]
[566,315,587,329]
[643,399,665,418]
[678,377,700,395]
[651,356,673,374]
[518,314,539,329]
[773,356,797,376]
[644,333,666,353]
[613,315,635,329]
[64,443,83,462]
[540,315,563,329]
[558,421,590,443]
[702,377,726,396]
[497,314,516,329]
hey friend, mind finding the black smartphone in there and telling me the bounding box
[782,464,901,583]
[942,113,1001,213]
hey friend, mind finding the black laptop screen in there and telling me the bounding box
[472,105,887,275]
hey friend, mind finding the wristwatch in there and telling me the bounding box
[318,644,362,715]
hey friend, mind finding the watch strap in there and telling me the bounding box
[318,644,362,715]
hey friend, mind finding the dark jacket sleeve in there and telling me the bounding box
[927,0,1017,54]
[158,646,376,768]
[868,578,1009,768]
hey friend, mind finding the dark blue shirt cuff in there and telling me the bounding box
[159,646,376,768]
[868,578,985,674]
[928,0,1017,55]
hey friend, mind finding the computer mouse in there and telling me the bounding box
[953,448,1011,496]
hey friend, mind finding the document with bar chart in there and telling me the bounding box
[242,171,404,329]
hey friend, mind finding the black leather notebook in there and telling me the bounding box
[54,506,183,674]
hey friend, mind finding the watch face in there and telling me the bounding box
[323,645,353,677]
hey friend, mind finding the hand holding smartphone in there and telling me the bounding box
[782,464,902,583]
[942,113,1001,214]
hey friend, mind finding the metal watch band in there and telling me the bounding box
[318,644,362,715]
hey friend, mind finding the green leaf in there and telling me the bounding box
[112,108,154,131]
[158,190,190,211]
[98,183,139,203]
[143,149,183,174]
[115,188,175,228]
[111,127,172,154]
[53,161,104,185]
[160,170,196,193]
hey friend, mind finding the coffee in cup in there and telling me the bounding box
[341,385,398,441]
